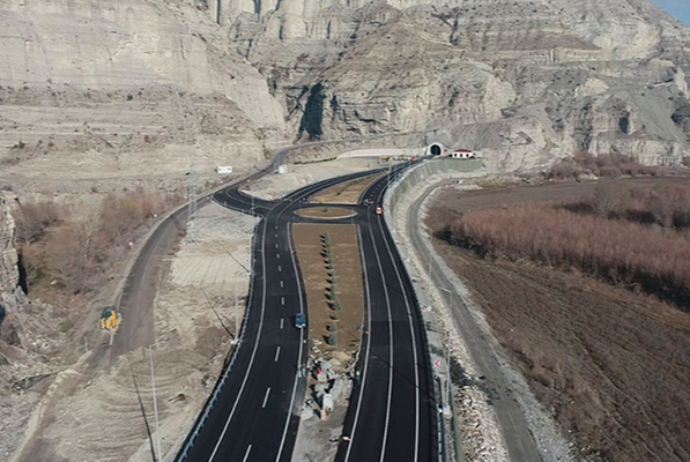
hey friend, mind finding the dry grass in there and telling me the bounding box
[292,223,364,371]
[309,173,383,204]
[427,183,690,461]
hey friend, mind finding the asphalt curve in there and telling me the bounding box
[175,164,437,462]
[334,169,437,462]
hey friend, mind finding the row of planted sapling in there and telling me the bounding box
[321,232,340,346]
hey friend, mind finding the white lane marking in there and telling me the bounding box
[344,226,373,461]
[276,243,279,249]
[243,445,252,462]
[275,221,305,462]
[280,280,284,288]
[277,253,280,259]
[281,297,285,305]
[262,387,271,408]
[275,346,281,362]
[208,217,271,462]
[278,265,282,272]
[280,318,284,329]
[380,216,421,462]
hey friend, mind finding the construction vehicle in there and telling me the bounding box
[100,306,122,345]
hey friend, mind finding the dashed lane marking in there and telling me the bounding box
[262,388,271,408]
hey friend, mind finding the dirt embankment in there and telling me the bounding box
[427,180,690,462]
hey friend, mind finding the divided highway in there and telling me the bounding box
[175,164,438,462]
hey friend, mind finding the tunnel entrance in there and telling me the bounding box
[429,143,443,156]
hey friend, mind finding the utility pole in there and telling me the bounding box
[186,171,197,243]
[147,341,166,461]
[148,349,162,461]
[234,278,239,341]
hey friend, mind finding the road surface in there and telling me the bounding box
[176,164,438,462]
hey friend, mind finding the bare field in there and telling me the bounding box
[309,173,382,204]
[435,178,690,215]
[427,181,690,461]
[292,223,363,370]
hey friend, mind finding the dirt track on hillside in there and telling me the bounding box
[427,180,690,461]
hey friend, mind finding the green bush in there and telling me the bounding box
[327,333,337,345]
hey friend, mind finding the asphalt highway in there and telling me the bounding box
[176,163,437,462]
[333,169,436,462]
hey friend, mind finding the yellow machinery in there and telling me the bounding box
[100,306,122,344]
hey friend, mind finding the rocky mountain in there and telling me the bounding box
[1,0,690,178]
[0,0,284,182]
[225,0,690,171]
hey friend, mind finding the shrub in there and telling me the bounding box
[593,180,629,218]
[327,333,337,345]
[13,200,62,244]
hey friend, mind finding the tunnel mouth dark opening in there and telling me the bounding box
[429,144,442,156]
[17,251,28,295]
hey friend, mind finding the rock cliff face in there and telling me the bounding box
[0,0,285,180]
[0,193,22,346]
[2,0,690,177]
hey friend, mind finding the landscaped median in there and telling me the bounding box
[292,223,364,369]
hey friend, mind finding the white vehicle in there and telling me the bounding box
[215,166,233,174]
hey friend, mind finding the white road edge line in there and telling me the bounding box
[262,387,271,408]
[381,215,421,462]
[275,219,306,462]
[275,346,281,362]
[208,219,270,462]
[344,225,373,461]
[367,213,395,462]
[242,444,252,462]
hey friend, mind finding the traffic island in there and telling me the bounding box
[295,207,357,220]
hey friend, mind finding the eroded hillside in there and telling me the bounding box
[228,0,690,171]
